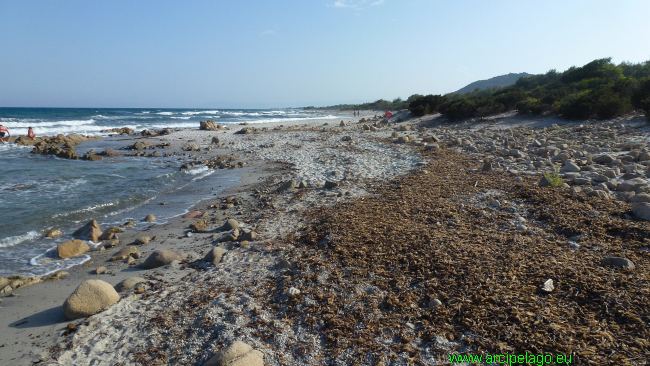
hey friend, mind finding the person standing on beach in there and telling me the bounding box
[27,127,36,140]
[0,124,10,143]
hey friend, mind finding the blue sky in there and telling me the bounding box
[1,0,649,108]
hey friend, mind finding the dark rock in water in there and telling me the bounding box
[14,136,39,146]
[141,249,183,269]
[72,220,103,242]
[97,148,120,157]
[82,150,102,161]
[31,134,90,159]
[602,256,635,270]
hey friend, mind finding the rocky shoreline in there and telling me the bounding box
[0,112,648,365]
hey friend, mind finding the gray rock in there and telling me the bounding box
[601,256,635,270]
[115,277,147,292]
[631,202,650,220]
[561,160,581,173]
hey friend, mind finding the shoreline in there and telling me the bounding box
[0,112,648,365]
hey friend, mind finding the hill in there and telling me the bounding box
[454,72,532,94]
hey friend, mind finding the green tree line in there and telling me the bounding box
[408,58,650,121]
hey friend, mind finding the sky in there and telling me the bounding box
[0,0,649,108]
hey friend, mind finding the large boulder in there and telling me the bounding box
[204,341,264,366]
[72,219,103,242]
[141,249,183,269]
[57,240,90,259]
[63,279,120,320]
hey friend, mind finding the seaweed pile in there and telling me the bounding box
[284,149,649,364]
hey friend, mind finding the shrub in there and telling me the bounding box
[542,172,564,188]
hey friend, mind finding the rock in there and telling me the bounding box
[339,120,346,127]
[72,219,103,242]
[324,180,339,189]
[183,142,200,151]
[631,193,650,203]
[82,150,102,161]
[44,228,63,239]
[94,266,107,275]
[298,180,309,189]
[204,341,264,366]
[141,249,184,269]
[395,136,410,144]
[131,141,148,151]
[601,256,635,270]
[63,279,120,320]
[184,210,204,219]
[631,202,650,220]
[211,136,220,145]
[200,120,220,131]
[133,235,152,245]
[240,229,257,241]
[110,246,141,261]
[430,298,443,308]
[278,180,297,192]
[594,154,615,165]
[57,240,90,259]
[204,247,227,265]
[123,219,137,228]
[541,279,554,293]
[341,135,352,142]
[191,220,210,233]
[287,287,301,297]
[560,160,581,173]
[99,226,124,241]
[1,285,12,297]
[115,277,147,292]
[223,219,240,231]
[234,127,256,135]
[144,214,156,223]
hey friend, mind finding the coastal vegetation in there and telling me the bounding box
[315,58,650,121]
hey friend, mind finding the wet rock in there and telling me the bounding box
[143,214,156,223]
[115,276,147,292]
[204,247,227,265]
[602,256,635,270]
[72,219,103,242]
[141,249,184,269]
[63,279,120,320]
[57,240,90,259]
[99,226,124,241]
[44,228,63,239]
[82,150,102,161]
[204,340,264,366]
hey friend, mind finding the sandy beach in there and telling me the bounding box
[0,112,648,365]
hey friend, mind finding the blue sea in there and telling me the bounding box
[0,108,343,277]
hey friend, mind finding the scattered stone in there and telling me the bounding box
[278,180,298,192]
[94,266,107,275]
[200,120,220,131]
[183,142,200,151]
[561,160,581,173]
[287,287,301,297]
[204,247,227,265]
[115,277,147,292]
[72,219,103,242]
[240,229,258,241]
[324,180,339,189]
[631,202,650,220]
[211,136,220,145]
[204,340,264,366]
[57,240,90,259]
[223,219,240,231]
[190,220,210,233]
[110,246,141,261]
[133,235,152,245]
[601,256,635,270]
[99,226,123,241]
[63,279,120,320]
[144,214,156,223]
[141,249,184,269]
[541,279,555,293]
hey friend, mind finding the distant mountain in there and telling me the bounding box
[454,72,533,94]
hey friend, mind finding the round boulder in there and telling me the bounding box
[141,249,183,269]
[63,279,120,320]
[204,341,264,366]
[57,240,90,259]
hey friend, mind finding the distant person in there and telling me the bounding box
[27,127,36,140]
[384,110,393,120]
[0,124,9,143]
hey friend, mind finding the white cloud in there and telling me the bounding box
[331,0,384,9]
[260,29,277,37]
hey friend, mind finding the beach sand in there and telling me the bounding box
[0,112,648,365]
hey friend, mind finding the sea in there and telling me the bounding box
[0,108,343,277]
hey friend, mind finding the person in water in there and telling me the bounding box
[0,124,10,143]
[27,127,35,140]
